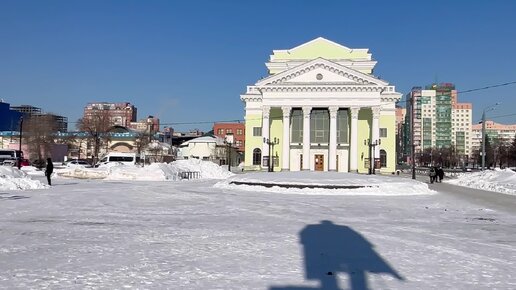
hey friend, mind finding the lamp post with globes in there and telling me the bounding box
[263,137,279,172]
[364,138,381,175]
[225,133,234,172]
[481,102,500,170]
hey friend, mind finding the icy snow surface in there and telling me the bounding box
[446,168,516,195]
[217,171,434,196]
[1,160,515,289]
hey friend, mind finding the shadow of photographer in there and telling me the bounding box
[271,220,404,290]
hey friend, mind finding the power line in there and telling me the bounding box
[65,80,516,127]
[458,80,516,94]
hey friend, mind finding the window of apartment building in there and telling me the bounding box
[236,129,243,135]
[217,128,224,135]
[235,140,243,147]
[253,127,262,136]
[380,128,387,138]
[226,129,232,134]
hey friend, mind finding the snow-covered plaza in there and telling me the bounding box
[1,161,515,289]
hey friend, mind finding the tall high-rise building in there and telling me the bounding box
[405,83,472,159]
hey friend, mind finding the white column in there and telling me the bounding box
[372,106,381,159]
[349,107,360,172]
[281,106,291,171]
[329,106,338,171]
[262,106,270,170]
[302,106,311,171]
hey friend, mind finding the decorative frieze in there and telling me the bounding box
[258,86,385,93]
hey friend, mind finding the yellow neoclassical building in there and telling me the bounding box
[241,37,401,173]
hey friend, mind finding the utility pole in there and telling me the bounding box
[18,116,23,169]
[481,110,486,171]
[411,92,416,179]
[481,102,500,171]
[227,141,232,172]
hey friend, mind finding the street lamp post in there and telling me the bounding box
[18,116,23,169]
[481,102,500,171]
[226,140,232,172]
[410,92,416,179]
[364,138,381,175]
[263,137,279,172]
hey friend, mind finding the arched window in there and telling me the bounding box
[253,148,262,165]
[380,149,387,167]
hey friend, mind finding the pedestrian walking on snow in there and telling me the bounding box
[429,167,437,184]
[437,167,444,183]
[45,158,53,186]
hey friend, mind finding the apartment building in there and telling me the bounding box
[406,83,472,157]
[471,120,516,150]
[128,115,160,133]
[11,104,68,132]
[213,122,245,152]
[83,102,137,127]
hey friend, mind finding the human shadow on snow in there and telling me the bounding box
[270,220,404,290]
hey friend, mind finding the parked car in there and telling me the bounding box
[65,159,92,168]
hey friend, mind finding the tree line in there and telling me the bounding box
[417,134,516,169]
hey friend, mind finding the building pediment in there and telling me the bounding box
[256,58,388,87]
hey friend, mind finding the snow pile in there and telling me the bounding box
[0,166,47,190]
[170,159,234,179]
[216,171,434,196]
[446,168,516,195]
[105,163,181,181]
[57,167,109,179]
[56,159,233,181]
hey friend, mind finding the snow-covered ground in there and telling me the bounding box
[0,166,47,190]
[0,160,515,289]
[446,168,516,195]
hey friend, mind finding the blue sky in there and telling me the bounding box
[1,0,516,131]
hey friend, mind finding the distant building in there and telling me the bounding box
[406,83,472,158]
[395,106,406,164]
[177,135,240,167]
[471,121,516,150]
[10,105,42,116]
[10,104,68,132]
[83,102,137,127]
[128,115,160,133]
[0,101,23,132]
[170,129,205,146]
[213,122,245,152]
[160,126,174,144]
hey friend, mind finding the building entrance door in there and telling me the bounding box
[314,154,324,171]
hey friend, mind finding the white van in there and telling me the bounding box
[96,152,140,167]
[0,149,24,166]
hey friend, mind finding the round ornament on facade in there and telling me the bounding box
[316,73,323,80]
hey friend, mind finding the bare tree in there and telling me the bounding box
[23,115,55,164]
[77,109,114,165]
[510,134,516,167]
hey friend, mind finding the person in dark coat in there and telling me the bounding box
[45,157,53,186]
[437,167,445,183]
[429,167,437,184]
